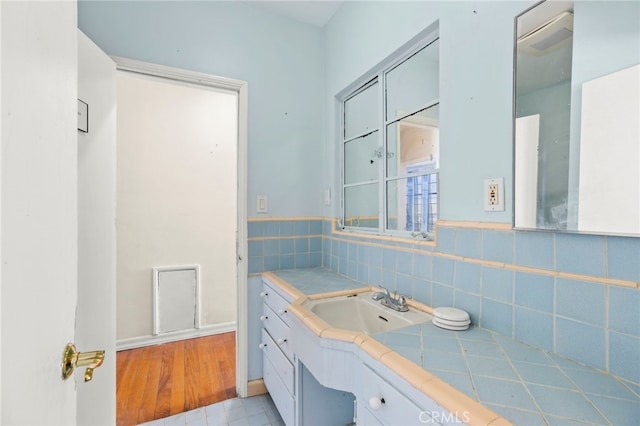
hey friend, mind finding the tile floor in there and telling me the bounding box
[139,394,285,426]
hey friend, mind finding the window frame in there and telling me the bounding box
[338,30,440,239]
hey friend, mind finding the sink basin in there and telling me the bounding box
[303,292,432,334]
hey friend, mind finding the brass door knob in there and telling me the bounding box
[62,343,105,382]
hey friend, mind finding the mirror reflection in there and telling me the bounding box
[514,0,639,236]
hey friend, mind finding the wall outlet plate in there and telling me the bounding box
[484,177,505,212]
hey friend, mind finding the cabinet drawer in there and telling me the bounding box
[261,281,292,326]
[261,329,294,396]
[262,303,293,362]
[264,353,295,426]
[360,364,426,426]
[357,404,383,425]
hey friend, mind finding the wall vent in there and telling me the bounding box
[152,265,200,335]
[518,11,573,55]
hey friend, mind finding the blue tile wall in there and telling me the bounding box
[311,219,640,385]
[556,233,605,277]
[607,236,640,282]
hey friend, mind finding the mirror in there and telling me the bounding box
[514,0,640,236]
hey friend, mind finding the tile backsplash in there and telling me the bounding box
[248,217,640,386]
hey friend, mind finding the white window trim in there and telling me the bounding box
[337,23,440,240]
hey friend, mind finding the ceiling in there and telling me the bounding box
[241,1,345,27]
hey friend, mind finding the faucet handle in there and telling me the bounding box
[397,295,406,305]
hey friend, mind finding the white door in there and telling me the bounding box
[1,2,113,424]
[77,31,117,424]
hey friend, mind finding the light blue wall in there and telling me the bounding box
[323,1,535,221]
[78,0,325,218]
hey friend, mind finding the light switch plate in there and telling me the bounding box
[484,177,505,211]
[257,195,268,213]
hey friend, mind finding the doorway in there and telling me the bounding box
[112,59,248,424]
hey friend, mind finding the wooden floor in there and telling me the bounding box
[116,333,236,426]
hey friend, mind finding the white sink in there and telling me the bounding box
[303,292,432,335]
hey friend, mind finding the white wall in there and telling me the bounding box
[79,1,325,218]
[116,72,238,340]
[1,1,78,423]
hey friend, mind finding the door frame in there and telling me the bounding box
[111,56,249,397]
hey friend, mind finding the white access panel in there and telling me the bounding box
[153,265,200,334]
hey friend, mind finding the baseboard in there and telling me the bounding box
[116,321,236,351]
[247,379,267,397]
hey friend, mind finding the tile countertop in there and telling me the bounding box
[265,267,640,426]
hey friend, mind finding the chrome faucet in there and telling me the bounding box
[372,287,409,312]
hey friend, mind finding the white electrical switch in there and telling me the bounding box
[257,195,268,213]
[484,178,505,212]
[324,188,331,206]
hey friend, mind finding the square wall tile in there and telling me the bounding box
[556,278,605,326]
[348,243,358,261]
[609,286,640,336]
[294,220,309,235]
[279,239,294,255]
[368,246,382,265]
[556,233,605,277]
[280,255,294,270]
[310,237,322,252]
[357,263,369,284]
[515,231,554,270]
[436,226,456,254]
[514,272,554,312]
[455,228,482,259]
[609,332,640,384]
[358,244,369,264]
[264,221,279,237]
[264,255,279,271]
[396,250,413,274]
[248,240,263,257]
[310,252,322,267]
[481,298,513,337]
[483,230,513,264]
[397,273,412,296]
[432,283,454,307]
[322,220,332,235]
[482,267,513,303]
[294,238,309,254]
[294,253,310,268]
[607,236,640,282]
[433,257,455,285]
[347,260,358,280]
[264,239,279,256]
[279,221,295,236]
[382,269,396,289]
[248,221,264,238]
[514,307,553,351]
[413,253,432,280]
[454,261,481,294]
[310,220,323,235]
[369,267,382,286]
[412,277,431,305]
[556,317,606,370]
[454,290,480,325]
[248,257,263,274]
[383,248,397,270]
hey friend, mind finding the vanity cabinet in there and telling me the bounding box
[260,279,295,426]
[355,364,435,425]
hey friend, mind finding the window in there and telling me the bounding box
[341,37,440,238]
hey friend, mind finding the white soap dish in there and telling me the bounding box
[432,307,470,331]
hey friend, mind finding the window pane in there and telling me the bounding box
[344,82,378,139]
[386,105,440,178]
[386,174,438,233]
[386,39,439,120]
[345,184,378,229]
[345,132,379,184]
